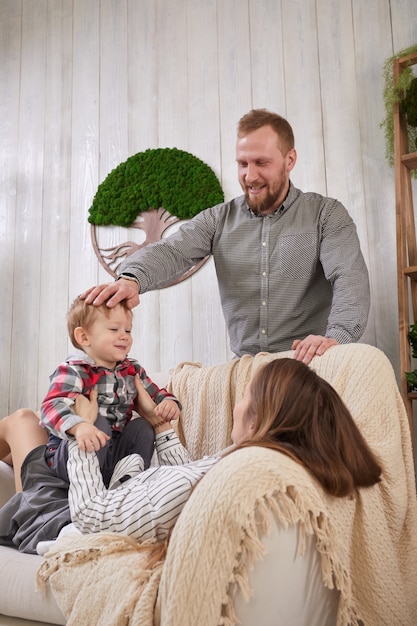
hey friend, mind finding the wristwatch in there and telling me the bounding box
[117,273,139,286]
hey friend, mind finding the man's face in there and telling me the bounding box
[236,125,296,215]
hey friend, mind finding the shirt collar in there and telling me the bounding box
[66,350,128,370]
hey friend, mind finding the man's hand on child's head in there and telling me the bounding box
[80,280,140,309]
[68,421,110,453]
[154,399,180,422]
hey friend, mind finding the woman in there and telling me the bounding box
[0,358,381,553]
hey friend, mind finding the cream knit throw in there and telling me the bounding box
[37,532,163,626]
[161,343,417,625]
[37,344,417,625]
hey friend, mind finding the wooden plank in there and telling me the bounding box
[9,0,47,410]
[249,0,286,114]
[402,153,417,170]
[156,0,193,372]
[96,0,129,286]
[68,0,100,301]
[390,0,417,371]
[0,0,22,416]
[127,0,159,154]
[186,0,230,365]
[315,0,376,346]
[280,0,326,194]
[126,0,160,372]
[351,0,397,360]
[37,0,74,407]
[390,0,417,53]
[316,2,364,217]
[212,0,253,360]
[217,0,252,202]
[393,47,417,436]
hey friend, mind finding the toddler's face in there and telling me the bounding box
[84,305,133,369]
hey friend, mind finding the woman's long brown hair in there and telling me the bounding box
[233,358,382,497]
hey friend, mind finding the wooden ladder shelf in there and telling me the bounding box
[394,51,417,440]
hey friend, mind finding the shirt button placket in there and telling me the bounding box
[260,217,270,350]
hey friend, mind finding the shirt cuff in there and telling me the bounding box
[154,428,178,448]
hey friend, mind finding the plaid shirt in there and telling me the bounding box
[40,352,180,439]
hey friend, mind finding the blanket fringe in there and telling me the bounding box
[217,487,363,626]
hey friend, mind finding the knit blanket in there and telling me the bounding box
[37,344,417,625]
[37,532,163,626]
[163,343,417,625]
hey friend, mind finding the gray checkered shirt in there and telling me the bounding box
[120,184,370,356]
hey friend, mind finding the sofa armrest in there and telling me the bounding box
[0,461,15,505]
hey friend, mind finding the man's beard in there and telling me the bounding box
[245,179,287,215]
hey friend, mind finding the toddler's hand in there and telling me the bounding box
[154,399,180,422]
[134,376,175,431]
[68,421,110,453]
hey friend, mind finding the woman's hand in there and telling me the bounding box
[74,389,99,425]
[72,390,110,452]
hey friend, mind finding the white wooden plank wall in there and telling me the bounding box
[1,0,417,418]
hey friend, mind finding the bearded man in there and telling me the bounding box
[83,109,370,365]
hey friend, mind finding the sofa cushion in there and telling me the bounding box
[0,544,64,624]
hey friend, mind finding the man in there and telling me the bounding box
[83,109,370,365]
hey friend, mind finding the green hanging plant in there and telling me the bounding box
[408,322,417,358]
[405,369,417,392]
[406,322,417,391]
[381,44,417,177]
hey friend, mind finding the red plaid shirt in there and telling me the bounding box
[40,352,180,438]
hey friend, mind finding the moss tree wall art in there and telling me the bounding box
[89,148,224,285]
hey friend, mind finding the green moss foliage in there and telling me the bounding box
[88,148,224,227]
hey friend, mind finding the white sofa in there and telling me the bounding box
[0,460,65,625]
[0,457,338,626]
[0,345,416,625]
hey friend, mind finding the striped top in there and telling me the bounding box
[67,431,220,541]
[120,184,370,356]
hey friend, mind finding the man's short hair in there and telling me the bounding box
[237,109,295,155]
